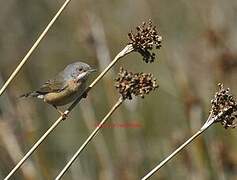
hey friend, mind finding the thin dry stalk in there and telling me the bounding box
[141,114,215,180]
[4,44,134,180]
[55,97,124,180]
[0,0,72,97]
[142,84,237,180]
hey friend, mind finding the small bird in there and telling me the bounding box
[20,61,96,115]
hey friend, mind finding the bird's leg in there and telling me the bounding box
[52,105,67,119]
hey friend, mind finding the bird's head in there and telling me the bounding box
[64,61,96,82]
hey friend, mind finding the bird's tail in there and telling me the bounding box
[19,91,43,99]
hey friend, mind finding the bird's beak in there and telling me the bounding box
[76,69,96,82]
[88,69,96,73]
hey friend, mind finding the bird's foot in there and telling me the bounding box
[82,92,88,98]
[59,111,68,120]
[53,105,68,120]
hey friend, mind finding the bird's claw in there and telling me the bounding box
[60,112,68,120]
[58,110,68,120]
[52,105,68,120]
[82,92,88,98]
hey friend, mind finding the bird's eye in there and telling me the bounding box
[77,68,83,72]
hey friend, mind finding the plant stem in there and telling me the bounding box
[0,0,72,97]
[55,97,124,180]
[141,114,215,180]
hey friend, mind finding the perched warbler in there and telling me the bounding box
[21,61,96,115]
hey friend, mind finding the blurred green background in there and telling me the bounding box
[0,0,237,179]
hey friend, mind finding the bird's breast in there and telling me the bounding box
[44,80,85,106]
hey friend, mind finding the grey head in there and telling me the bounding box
[61,61,96,82]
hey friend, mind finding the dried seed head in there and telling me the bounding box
[128,19,162,63]
[115,67,158,100]
[211,83,237,129]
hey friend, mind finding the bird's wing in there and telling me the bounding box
[37,76,68,94]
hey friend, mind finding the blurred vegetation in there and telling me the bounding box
[0,0,237,179]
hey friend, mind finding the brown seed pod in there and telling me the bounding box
[128,19,162,63]
[211,83,237,129]
[115,67,158,100]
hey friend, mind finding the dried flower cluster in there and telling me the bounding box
[115,67,158,100]
[128,19,162,63]
[211,83,237,129]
